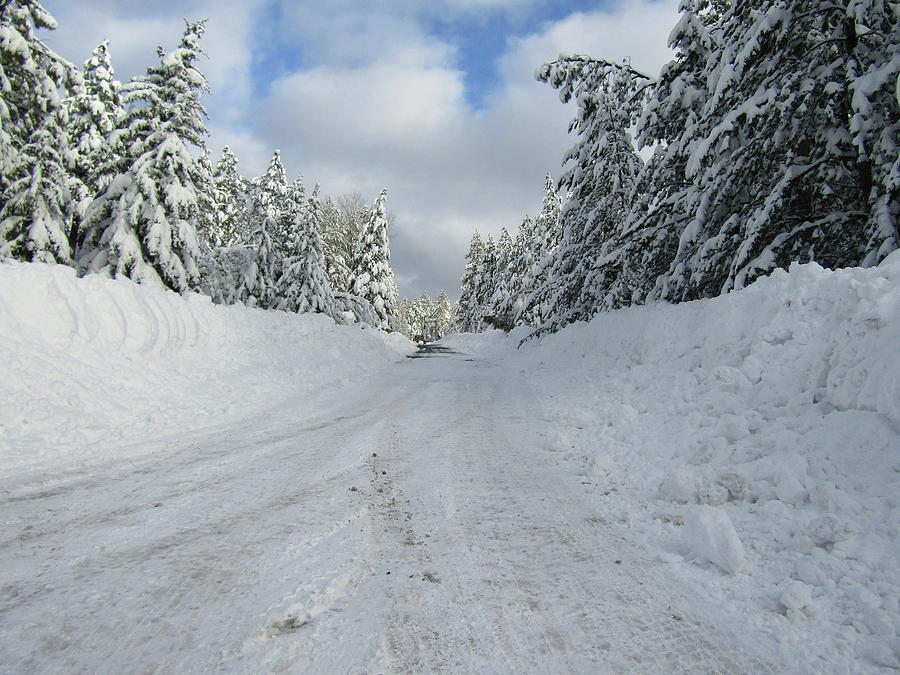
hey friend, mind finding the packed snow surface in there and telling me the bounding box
[0,261,411,477]
[2,255,899,672]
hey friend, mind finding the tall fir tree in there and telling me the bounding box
[474,235,499,329]
[65,40,123,250]
[489,227,516,329]
[277,186,335,316]
[209,145,245,246]
[78,21,210,292]
[651,0,899,301]
[508,215,537,325]
[0,104,72,263]
[519,174,562,326]
[193,148,216,252]
[0,0,77,263]
[321,193,366,293]
[456,231,484,332]
[348,190,397,330]
[435,290,454,336]
[240,150,289,305]
[532,57,650,330]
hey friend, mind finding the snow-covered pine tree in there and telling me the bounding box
[489,227,516,330]
[456,231,484,333]
[535,173,561,256]
[0,104,73,263]
[386,272,401,331]
[508,215,537,325]
[239,150,289,306]
[348,190,397,331]
[652,0,899,301]
[474,235,499,330]
[198,242,256,305]
[616,0,720,308]
[247,149,289,239]
[243,213,278,308]
[209,146,245,246]
[77,20,210,292]
[282,175,305,247]
[65,40,123,250]
[277,186,336,316]
[193,148,217,252]
[518,174,562,326]
[396,297,413,337]
[435,290,454,336]
[321,192,367,292]
[532,56,651,331]
[0,0,77,263]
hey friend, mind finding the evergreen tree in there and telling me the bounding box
[531,57,650,330]
[475,236,499,329]
[456,231,484,332]
[247,149,289,240]
[0,0,77,263]
[78,21,210,292]
[209,145,245,246]
[65,40,123,249]
[193,148,216,252]
[490,227,516,329]
[348,190,397,330]
[239,150,289,304]
[613,0,720,308]
[508,215,537,325]
[518,174,562,326]
[282,175,305,248]
[535,172,562,256]
[277,187,335,316]
[321,192,366,292]
[244,210,278,308]
[0,105,72,262]
[435,290,454,336]
[651,0,899,301]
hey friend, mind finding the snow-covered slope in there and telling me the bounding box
[447,253,900,670]
[0,261,412,477]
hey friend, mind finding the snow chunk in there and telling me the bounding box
[808,514,851,549]
[775,471,807,506]
[659,469,696,504]
[780,580,813,613]
[684,505,746,575]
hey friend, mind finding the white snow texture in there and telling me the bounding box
[1,252,898,672]
[0,260,411,477]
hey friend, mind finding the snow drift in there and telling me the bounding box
[0,261,412,476]
[465,253,900,671]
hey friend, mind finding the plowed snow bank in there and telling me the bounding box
[452,253,900,671]
[0,261,412,475]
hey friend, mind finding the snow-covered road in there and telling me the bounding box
[1,345,774,673]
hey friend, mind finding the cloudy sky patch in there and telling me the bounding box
[43,0,678,298]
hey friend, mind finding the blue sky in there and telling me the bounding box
[43,0,679,297]
[245,0,624,107]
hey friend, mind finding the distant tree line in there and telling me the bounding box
[0,3,401,330]
[458,0,898,336]
[397,292,455,342]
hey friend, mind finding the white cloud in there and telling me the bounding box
[40,0,680,298]
[42,0,261,125]
[501,1,678,83]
